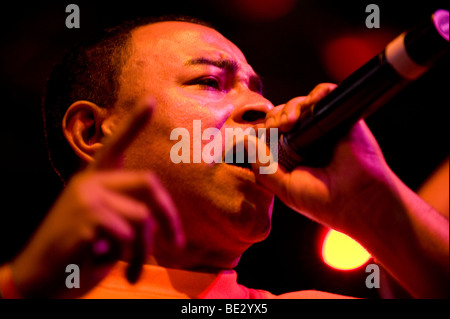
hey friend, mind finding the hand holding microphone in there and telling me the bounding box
[275,9,449,170]
[255,8,449,231]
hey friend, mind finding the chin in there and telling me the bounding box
[215,164,275,240]
[225,191,274,245]
[162,161,275,249]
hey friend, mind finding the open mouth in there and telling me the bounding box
[229,158,253,171]
[220,130,278,175]
[223,141,253,172]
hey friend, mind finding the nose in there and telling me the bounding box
[231,92,274,125]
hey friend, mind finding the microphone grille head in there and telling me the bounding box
[433,9,449,42]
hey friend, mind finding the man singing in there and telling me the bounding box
[1,16,448,299]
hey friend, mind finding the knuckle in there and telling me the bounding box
[270,104,284,115]
[290,96,307,105]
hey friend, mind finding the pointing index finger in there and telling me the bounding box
[90,97,155,171]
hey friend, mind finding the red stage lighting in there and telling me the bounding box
[320,31,395,82]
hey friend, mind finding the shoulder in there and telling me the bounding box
[248,288,357,299]
[275,290,357,299]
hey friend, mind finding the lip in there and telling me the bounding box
[222,162,275,200]
[223,161,256,179]
[222,144,256,180]
[220,130,254,169]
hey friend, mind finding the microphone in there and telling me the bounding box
[277,9,449,170]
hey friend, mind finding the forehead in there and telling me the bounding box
[130,21,249,67]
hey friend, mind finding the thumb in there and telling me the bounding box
[253,149,332,213]
[249,133,293,205]
[253,161,292,202]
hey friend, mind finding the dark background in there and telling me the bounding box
[0,0,448,298]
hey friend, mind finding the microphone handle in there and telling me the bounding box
[278,9,449,170]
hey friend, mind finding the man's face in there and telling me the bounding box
[113,21,275,267]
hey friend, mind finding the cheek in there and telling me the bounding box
[167,87,234,127]
[121,114,175,171]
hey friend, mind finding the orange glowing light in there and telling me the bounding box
[321,229,371,270]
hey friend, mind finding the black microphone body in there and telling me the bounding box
[278,9,449,170]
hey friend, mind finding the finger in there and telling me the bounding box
[91,189,155,283]
[277,96,308,132]
[265,83,336,132]
[264,104,284,128]
[305,83,337,105]
[140,173,185,249]
[125,214,154,284]
[90,97,155,171]
[265,83,337,132]
[101,171,185,249]
[101,187,151,226]
[251,149,292,203]
[102,189,156,278]
[91,191,145,263]
[121,173,185,282]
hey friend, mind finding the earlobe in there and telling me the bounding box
[62,101,109,163]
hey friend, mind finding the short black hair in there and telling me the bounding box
[41,15,213,184]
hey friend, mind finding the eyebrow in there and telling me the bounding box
[185,57,264,94]
[186,57,240,73]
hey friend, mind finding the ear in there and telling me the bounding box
[62,101,112,164]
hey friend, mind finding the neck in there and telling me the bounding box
[148,241,247,272]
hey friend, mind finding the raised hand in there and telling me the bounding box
[10,98,184,298]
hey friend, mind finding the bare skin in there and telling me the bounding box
[6,22,448,298]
